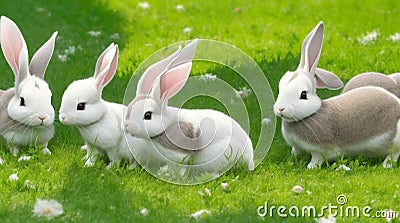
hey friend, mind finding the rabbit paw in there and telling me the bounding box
[129,161,137,169]
[383,156,394,169]
[106,162,116,170]
[80,145,88,151]
[307,153,323,169]
[84,158,96,167]
[383,162,393,169]
[291,147,303,157]
[10,146,19,157]
[180,166,187,177]
[82,153,89,161]
[42,148,52,155]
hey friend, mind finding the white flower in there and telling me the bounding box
[389,33,400,42]
[64,46,75,55]
[58,54,68,62]
[335,164,351,171]
[138,2,150,9]
[198,190,204,197]
[160,165,169,172]
[292,185,304,194]
[0,157,4,165]
[190,209,211,220]
[357,31,379,45]
[33,199,63,219]
[235,87,252,98]
[140,208,149,216]
[24,180,36,189]
[176,4,184,11]
[36,7,45,12]
[204,188,211,196]
[199,73,217,82]
[88,30,101,37]
[9,173,18,181]
[198,188,211,197]
[183,27,192,34]
[18,156,31,162]
[306,190,312,195]
[110,33,120,39]
[221,182,230,191]
[315,215,336,223]
[262,118,271,125]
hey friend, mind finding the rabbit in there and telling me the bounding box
[59,43,137,169]
[0,16,56,156]
[342,72,400,97]
[274,21,400,169]
[123,38,255,174]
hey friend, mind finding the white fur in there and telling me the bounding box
[0,16,56,155]
[124,40,254,173]
[59,43,139,168]
[124,39,254,174]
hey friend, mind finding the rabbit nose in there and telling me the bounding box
[278,107,285,112]
[38,116,46,121]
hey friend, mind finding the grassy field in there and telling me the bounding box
[0,0,400,222]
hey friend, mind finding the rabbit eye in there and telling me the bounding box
[77,102,86,111]
[144,111,152,120]
[300,91,307,100]
[20,97,25,106]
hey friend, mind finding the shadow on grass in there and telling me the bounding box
[0,1,133,220]
[0,0,131,149]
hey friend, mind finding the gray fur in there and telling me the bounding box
[283,87,400,157]
[342,72,400,97]
[151,121,202,153]
[389,73,400,85]
[0,89,24,135]
[315,68,343,90]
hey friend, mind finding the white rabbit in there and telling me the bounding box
[0,16,56,156]
[342,72,400,97]
[59,43,136,168]
[274,21,400,169]
[123,39,254,174]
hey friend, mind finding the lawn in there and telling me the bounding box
[0,0,400,222]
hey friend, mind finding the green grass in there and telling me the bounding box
[0,0,400,222]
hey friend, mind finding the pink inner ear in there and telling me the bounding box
[307,44,321,72]
[160,63,191,100]
[1,24,23,75]
[315,75,325,88]
[95,46,118,89]
[306,26,323,72]
[140,77,157,94]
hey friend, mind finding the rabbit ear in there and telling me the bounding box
[299,21,324,75]
[0,16,29,92]
[136,45,182,95]
[29,31,57,79]
[94,43,118,89]
[298,26,316,70]
[315,68,343,90]
[152,39,198,101]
